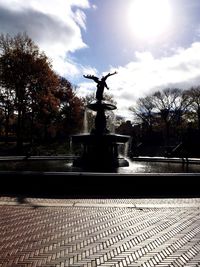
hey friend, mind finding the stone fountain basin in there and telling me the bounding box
[72,133,130,169]
[0,156,199,198]
[87,101,117,111]
[72,133,130,144]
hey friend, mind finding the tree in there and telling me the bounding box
[0,32,60,149]
[129,88,192,156]
[185,86,200,133]
[55,77,84,136]
[28,55,60,143]
[0,87,15,142]
[129,96,155,133]
[152,88,190,147]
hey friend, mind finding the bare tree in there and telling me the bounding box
[129,95,155,132]
[185,86,200,132]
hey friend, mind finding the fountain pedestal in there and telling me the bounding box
[72,101,130,170]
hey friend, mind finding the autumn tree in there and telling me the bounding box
[55,77,84,136]
[28,55,60,143]
[0,33,60,150]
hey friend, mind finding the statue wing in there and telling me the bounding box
[83,75,99,83]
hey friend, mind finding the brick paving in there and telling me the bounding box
[0,198,199,267]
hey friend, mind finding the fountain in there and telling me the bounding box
[0,71,200,199]
[72,71,130,170]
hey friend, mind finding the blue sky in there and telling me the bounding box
[1,0,200,119]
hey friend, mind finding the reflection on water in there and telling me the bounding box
[0,158,200,173]
[120,160,193,173]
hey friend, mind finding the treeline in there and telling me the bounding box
[0,33,84,153]
[127,87,200,157]
[1,32,200,157]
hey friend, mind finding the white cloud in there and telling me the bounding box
[114,42,200,97]
[0,0,90,77]
[82,66,98,76]
[53,56,80,77]
[73,9,87,30]
[77,81,96,98]
[78,42,200,120]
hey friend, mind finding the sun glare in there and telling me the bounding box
[128,0,172,40]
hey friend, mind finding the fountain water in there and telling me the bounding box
[83,108,89,133]
[124,140,130,158]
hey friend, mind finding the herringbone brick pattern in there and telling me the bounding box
[0,198,199,266]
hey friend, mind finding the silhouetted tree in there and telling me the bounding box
[56,77,84,136]
[0,33,60,149]
[129,96,155,133]
[152,88,190,148]
[185,86,200,133]
[28,56,60,143]
[0,87,14,142]
[129,88,193,156]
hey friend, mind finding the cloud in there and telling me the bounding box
[111,42,200,111]
[73,9,87,30]
[0,0,90,77]
[78,42,200,120]
[77,81,96,98]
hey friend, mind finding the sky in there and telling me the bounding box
[1,0,200,120]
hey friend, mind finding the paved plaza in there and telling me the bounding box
[0,197,200,267]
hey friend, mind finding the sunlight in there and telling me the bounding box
[128,0,172,40]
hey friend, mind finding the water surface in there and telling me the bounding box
[0,158,200,173]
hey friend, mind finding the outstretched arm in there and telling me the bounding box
[103,71,117,80]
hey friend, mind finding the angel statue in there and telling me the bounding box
[83,71,117,102]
